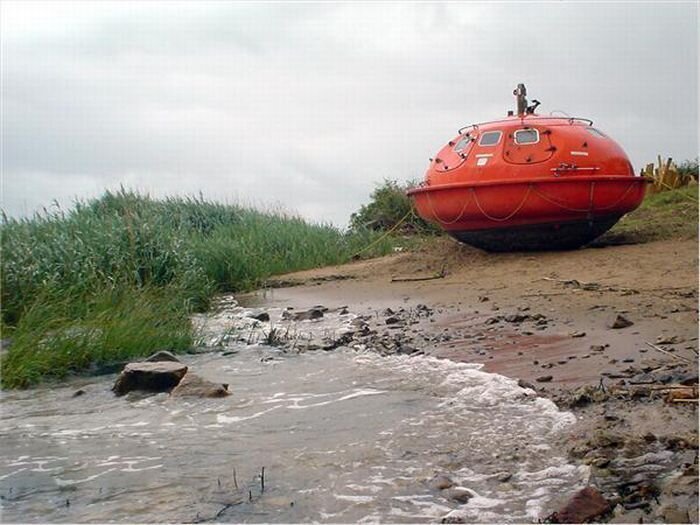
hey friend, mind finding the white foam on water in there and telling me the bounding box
[516,463,583,482]
[463,494,505,509]
[287,388,385,409]
[353,351,575,436]
[54,468,117,486]
[345,483,384,494]
[121,464,162,472]
[0,468,27,480]
[334,494,375,503]
[344,351,584,523]
[216,405,280,424]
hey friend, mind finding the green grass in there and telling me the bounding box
[600,185,698,244]
[1,190,390,388]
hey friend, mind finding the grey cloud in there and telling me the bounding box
[1,2,697,225]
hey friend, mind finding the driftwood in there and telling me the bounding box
[610,384,698,403]
[645,342,694,364]
[391,274,445,283]
[391,266,446,283]
[542,277,600,290]
[541,277,697,298]
[521,291,571,298]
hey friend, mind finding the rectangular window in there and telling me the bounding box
[453,135,471,153]
[514,128,539,145]
[478,131,502,146]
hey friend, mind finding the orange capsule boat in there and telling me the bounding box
[407,84,649,251]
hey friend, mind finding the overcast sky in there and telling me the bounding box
[2,1,698,226]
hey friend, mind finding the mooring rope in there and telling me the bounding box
[350,208,414,259]
[651,179,699,205]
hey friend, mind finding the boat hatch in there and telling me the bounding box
[503,127,554,164]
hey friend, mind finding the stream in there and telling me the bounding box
[0,299,588,523]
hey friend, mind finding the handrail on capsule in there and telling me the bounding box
[457,116,593,134]
[457,123,478,135]
[567,117,594,126]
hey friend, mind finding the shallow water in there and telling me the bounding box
[0,299,587,523]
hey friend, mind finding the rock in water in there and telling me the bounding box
[549,486,610,523]
[443,487,474,504]
[170,373,230,398]
[609,314,633,329]
[429,474,455,490]
[247,310,270,322]
[282,308,324,321]
[495,472,513,482]
[144,350,181,363]
[112,362,188,396]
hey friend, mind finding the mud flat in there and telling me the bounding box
[240,236,699,523]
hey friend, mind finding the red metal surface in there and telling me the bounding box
[408,115,648,234]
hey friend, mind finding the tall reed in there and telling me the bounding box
[1,189,390,388]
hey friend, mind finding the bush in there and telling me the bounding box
[350,179,439,234]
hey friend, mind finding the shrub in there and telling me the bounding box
[350,179,439,234]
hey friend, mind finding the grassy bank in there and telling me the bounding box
[600,185,698,244]
[1,190,390,388]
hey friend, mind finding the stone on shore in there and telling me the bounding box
[549,486,611,523]
[170,372,230,398]
[112,361,188,396]
[282,308,324,321]
[609,314,633,329]
[144,350,181,363]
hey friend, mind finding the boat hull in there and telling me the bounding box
[450,214,622,251]
[408,176,647,251]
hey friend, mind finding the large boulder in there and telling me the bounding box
[112,361,188,396]
[170,372,230,398]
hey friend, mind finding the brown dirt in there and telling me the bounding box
[240,236,699,523]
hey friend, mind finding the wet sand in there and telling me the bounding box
[240,236,699,523]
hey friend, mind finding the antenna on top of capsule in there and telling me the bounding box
[514,83,527,116]
[513,83,541,116]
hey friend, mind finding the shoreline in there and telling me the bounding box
[239,236,699,523]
